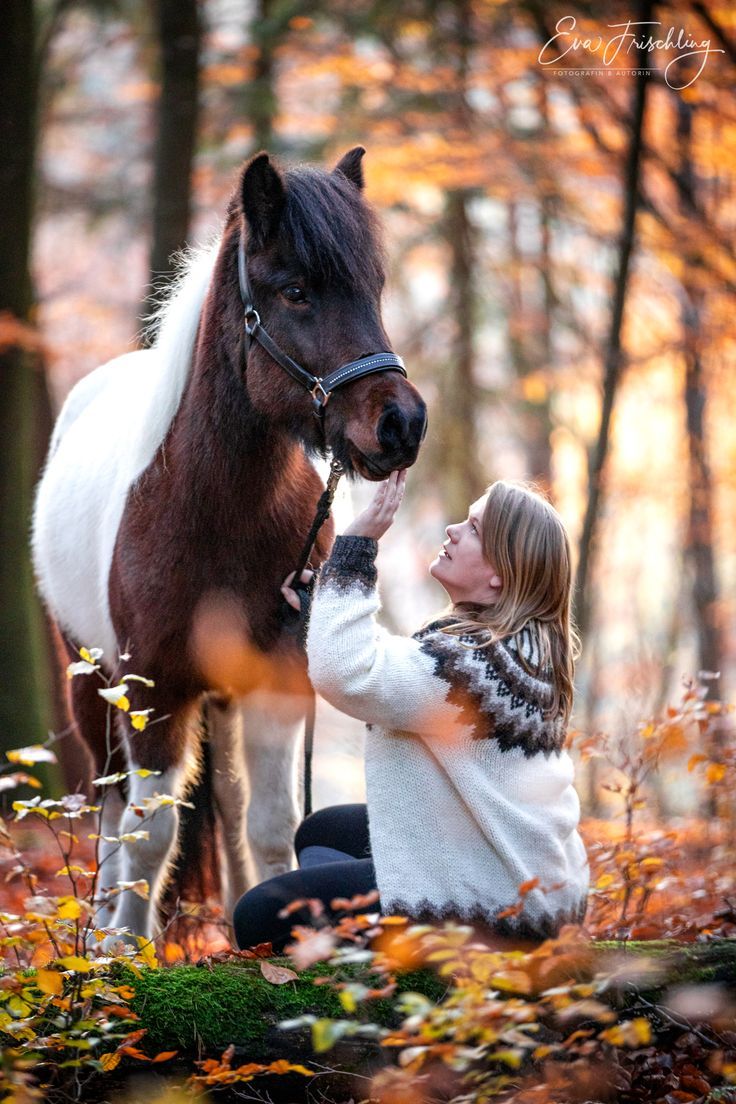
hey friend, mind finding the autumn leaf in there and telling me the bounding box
[6,745,57,767]
[489,969,532,995]
[130,710,153,731]
[35,969,63,997]
[706,762,726,784]
[57,896,84,920]
[600,1016,652,1047]
[260,960,298,985]
[57,956,93,973]
[118,1045,150,1061]
[98,684,130,710]
[0,771,41,793]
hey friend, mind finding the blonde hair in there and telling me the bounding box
[441,480,580,723]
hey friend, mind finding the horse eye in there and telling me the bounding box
[281,285,306,303]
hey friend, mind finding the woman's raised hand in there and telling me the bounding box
[343,469,407,540]
[281,569,314,611]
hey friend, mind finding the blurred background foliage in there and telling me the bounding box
[2,0,735,815]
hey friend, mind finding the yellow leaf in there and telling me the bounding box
[631,1017,652,1044]
[596,873,615,889]
[58,955,93,973]
[57,897,83,920]
[601,1016,651,1047]
[706,762,726,784]
[7,996,33,1017]
[100,1052,121,1071]
[688,753,706,772]
[490,970,532,995]
[7,745,57,767]
[489,1048,523,1069]
[137,938,158,969]
[36,969,63,997]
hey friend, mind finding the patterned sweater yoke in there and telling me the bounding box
[306,535,589,941]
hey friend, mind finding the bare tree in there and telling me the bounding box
[433,0,482,517]
[142,0,201,325]
[0,0,53,754]
[574,0,653,640]
[677,92,724,703]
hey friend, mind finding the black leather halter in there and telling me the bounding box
[237,239,407,422]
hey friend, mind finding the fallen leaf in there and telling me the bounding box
[260,960,298,985]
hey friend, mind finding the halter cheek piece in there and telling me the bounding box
[237,239,407,424]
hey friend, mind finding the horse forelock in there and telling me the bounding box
[277,167,385,294]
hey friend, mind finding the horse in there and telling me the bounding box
[32,147,427,944]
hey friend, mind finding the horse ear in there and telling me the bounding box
[333,146,366,190]
[241,152,285,248]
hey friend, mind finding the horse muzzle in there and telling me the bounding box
[347,398,428,480]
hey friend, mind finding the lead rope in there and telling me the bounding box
[285,457,345,817]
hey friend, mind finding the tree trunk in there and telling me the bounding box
[498,74,555,496]
[573,0,653,641]
[431,0,481,518]
[677,97,723,701]
[142,0,201,327]
[0,0,53,757]
[248,0,278,151]
[438,188,481,517]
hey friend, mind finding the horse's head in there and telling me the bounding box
[233,148,427,479]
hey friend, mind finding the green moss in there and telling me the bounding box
[127,942,736,1058]
[129,960,446,1056]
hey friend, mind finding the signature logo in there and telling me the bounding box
[537,17,723,89]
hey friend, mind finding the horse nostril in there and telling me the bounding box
[377,404,408,452]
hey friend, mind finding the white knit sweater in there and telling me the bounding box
[306,536,589,939]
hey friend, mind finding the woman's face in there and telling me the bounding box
[429,493,503,605]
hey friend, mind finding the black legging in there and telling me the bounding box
[233,804,380,954]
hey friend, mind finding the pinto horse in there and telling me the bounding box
[33,148,426,943]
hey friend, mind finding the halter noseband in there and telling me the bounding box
[237,239,407,422]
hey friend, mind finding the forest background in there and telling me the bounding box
[2,0,735,823]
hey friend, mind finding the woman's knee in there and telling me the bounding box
[294,804,368,856]
[233,876,300,951]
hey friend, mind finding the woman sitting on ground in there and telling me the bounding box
[233,472,589,953]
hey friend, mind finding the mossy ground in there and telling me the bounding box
[127,940,736,1058]
[128,959,447,1056]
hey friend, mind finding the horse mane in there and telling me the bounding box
[128,237,222,465]
[143,235,220,363]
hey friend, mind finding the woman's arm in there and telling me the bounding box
[306,535,470,738]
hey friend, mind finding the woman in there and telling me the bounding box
[233,471,589,953]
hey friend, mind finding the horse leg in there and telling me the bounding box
[109,704,196,945]
[240,695,306,886]
[206,695,250,917]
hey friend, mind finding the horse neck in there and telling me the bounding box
[169,241,299,504]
